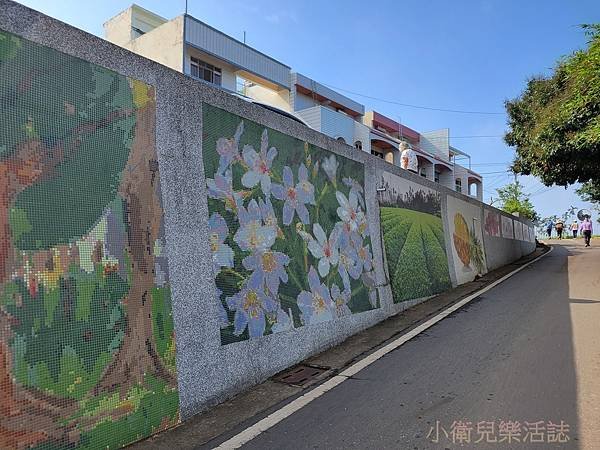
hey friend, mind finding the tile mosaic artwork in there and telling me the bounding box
[378,172,451,303]
[0,30,179,449]
[484,209,501,237]
[514,219,524,241]
[446,196,487,285]
[202,104,379,345]
[501,215,515,239]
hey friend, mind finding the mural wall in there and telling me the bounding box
[484,209,501,237]
[529,226,536,242]
[378,173,451,302]
[501,215,515,239]
[446,196,487,285]
[514,219,524,240]
[202,105,378,345]
[0,30,179,449]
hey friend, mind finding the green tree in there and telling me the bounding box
[576,183,600,222]
[496,181,539,222]
[576,182,600,203]
[0,30,175,447]
[505,24,600,191]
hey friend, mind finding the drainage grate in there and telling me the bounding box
[273,365,329,387]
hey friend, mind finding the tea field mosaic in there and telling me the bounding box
[378,172,451,303]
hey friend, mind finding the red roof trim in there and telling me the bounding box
[371,111,420,141]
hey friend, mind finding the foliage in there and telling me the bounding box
[561,205,578,223]
[0,29,179,449]
[576,180,600,203]
[495,181,539,222]
[151,286,177,373]
[451,212,486,276]
[0,32,135,250]
[6,269,127,399]
[203,105,378,344]
[380,207,451,303]
[505,24,600,188]
[379,183,442,217]
[576,182,600,223]
[468,227,485,274]
[33,376,179,450]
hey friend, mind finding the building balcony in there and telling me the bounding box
[295,105,354,144]
[364,111,420,145]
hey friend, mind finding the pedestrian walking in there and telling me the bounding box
[571,220,579,238]
[555,220,564,239]
[546,220,553,238]
[580,217,593,247]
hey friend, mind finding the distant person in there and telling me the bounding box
[580,217,593,247]
[571,220,579,238]
[555,220,564,239]
[546,220,553,238]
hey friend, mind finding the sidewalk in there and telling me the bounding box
[131,246,549,449]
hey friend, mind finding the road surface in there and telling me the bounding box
[219,240,600,449]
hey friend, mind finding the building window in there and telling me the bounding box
[469,183,479,196]
[131,26,146,38]
[455,178,462,192]
[190,57,222,86]
[371,149,384,159]
[434,170,441,183]
[354,141,362,151]
[336,137,346,144]
[420,168,427,178]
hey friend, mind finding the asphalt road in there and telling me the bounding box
[231,241,600,449]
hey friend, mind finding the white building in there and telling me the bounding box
[104,4,483,199]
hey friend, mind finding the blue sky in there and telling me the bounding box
[16,0,600,221]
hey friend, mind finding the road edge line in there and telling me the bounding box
[214,247,553,449]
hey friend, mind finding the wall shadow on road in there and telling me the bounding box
[539,243,581,449]
[561,240,600,450]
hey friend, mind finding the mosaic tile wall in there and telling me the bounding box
[0,30,179,449]
[446,196,488,285]
[202,104,379,345]
[378,172,451,303]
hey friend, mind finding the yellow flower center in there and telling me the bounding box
[359,221,367,234]
[262,252,277,273]
[247,222,263,249]
[209,232,220,252]
[313,293,326,312]
[243,290,260,318]
[340,254,349,267]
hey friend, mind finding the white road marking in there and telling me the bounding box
[214,247,553,449]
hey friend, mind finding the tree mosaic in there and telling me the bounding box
[378,173,451,303]
[202,105,378,344]
[0,30,178,449]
